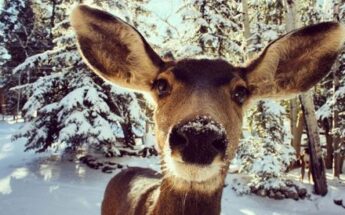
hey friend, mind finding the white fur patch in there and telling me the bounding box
[164,152,221,182]
[162,146,224,194]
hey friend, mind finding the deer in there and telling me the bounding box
[300,148,311,182]
[70,5,345,215]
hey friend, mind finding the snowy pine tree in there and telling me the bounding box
[12,1,156,157]
[238,101,295,190]
[175,0,243,62]
[0,0,36,115]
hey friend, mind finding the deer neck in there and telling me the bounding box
[149,177,223,215]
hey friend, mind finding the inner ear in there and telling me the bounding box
[244,22,345,99]
[70,5,166,92]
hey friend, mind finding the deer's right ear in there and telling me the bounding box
[70,5,165,91]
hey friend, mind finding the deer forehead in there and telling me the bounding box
[162,59,243,88]
[172,59,237,86]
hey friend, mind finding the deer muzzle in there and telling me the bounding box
[168,116,228,165]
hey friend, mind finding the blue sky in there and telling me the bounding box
[148,0,180,19]
[147,0,181,26]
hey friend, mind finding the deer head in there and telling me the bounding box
[71,5,345,194]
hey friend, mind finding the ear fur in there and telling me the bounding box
[244,22,345,99]
[70,5,165,91]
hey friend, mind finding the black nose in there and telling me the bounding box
[169,117,228,165]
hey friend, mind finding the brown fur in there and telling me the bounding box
[152,179,222,215]
[101,167,161,215]
[102,167,222,215]
[245,22,345,99]
[70,5,345,215]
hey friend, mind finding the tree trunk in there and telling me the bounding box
[332,0,343,179]
[332,71,341,177]
[340,156,344,174]
[322,118,333,169]
[0,88,4,115]
[292,111,304,157]
[121,122,135,147]
[121,111,136,148]
[49,0,56,43]
[284,0,300,158]
[242,0,251,59]
[300,92,327,196]
[16,74,22,119]
[285,0,327,195]
[284,0,296,30]
[290,99,298,149]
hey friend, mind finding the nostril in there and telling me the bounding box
[211,136,228,153]
[169,128,188,149]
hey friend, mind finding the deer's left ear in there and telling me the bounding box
[70,5,165,91]
[244,22,345,99]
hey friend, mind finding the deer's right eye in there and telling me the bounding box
[154,79,171,97]
[232,86,249,105]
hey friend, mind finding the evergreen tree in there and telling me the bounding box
[0,0,36,115]
[0,0,59,115]
[12,1,155,157]
[175,0,243,63]
[238,101,295,191]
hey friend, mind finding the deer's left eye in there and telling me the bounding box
[232,86,249,105]
[154,79,171,97]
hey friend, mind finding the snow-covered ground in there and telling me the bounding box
[0,122,344,215]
